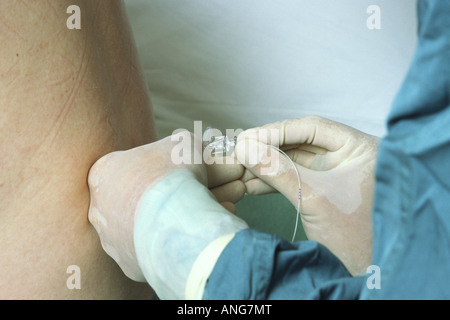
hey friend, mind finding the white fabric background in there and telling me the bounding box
[125,0,417,138]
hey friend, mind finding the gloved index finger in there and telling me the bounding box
[238,116,351,152]
[206,157,245,188]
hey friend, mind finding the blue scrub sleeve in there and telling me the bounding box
[203,229,365,300]
[360,0,450,299]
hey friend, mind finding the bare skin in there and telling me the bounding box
[0,0,157,299]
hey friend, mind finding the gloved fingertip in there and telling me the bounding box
[235,138,267,168]
[236,128,259,143]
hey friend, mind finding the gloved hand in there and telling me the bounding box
[235,116,379,275]
[87,131,248,299]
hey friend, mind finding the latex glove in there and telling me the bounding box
[134,169,248,299]
[206,155,246,214]
[87,131,247,292]
[235,116,379,275]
